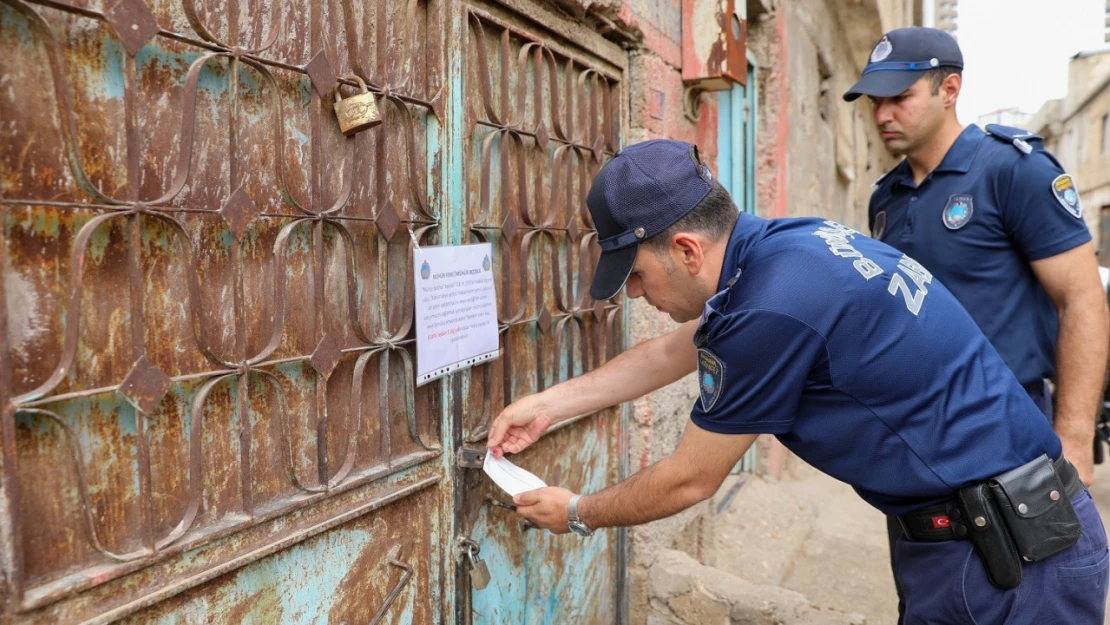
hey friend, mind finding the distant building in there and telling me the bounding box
[976,107,1031,129]
[1029,48,1110,253]
[936,0,958,36]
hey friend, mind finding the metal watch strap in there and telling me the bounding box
[568,495,593,535]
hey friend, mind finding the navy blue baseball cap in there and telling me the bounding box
[843,27,963,102]
[587,139,713,301]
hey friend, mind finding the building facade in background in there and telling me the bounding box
[1029,49,1110,258]
[935,0,958,35]
[977,107,1032,129]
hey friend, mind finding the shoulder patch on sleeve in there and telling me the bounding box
[697,349,726,412]
[985,124,1043,155]
[1051,174,1083,219]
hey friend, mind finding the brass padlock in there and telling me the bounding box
[333,75,382,136]
[466,544,491,590]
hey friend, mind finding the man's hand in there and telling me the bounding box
[487,395,554,456]
[514,487,575,534]
[1060,432,1096,486]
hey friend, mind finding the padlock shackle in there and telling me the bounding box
[334,74,370,103]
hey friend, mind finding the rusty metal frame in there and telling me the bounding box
[1,0,445,614]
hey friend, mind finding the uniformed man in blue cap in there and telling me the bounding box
[844,26,1110,621]
[487,139,1108,623]
[844,26,1108,482]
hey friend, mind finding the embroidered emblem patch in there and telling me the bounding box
[872,211,887,240]
[698,349,726,412]
[942,195,974,230]
[870,36,893,63]
[1052,174,1082,219]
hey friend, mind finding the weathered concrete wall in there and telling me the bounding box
[1072,86,1110,232]
[754,0,896,227]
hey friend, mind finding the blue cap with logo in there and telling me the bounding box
[843,27,963,102]
[586,139,714,301]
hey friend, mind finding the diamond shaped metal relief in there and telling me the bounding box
[537,309,552,334]
[593,300,607,322]
[220,185,260,240]
[534,123,549,151]
[309,334,342,380]
[118,355,173,414]
[305,51,338,98]
[501,212,520,242]
[591,135,605,163]
[375,200,400,241]
[566,219,580,241]
[106,0,161,56]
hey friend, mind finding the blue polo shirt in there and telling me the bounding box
[868,125,1091,386]
[691,214,1061,515]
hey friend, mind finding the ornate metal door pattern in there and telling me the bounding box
[0,0,624,620]
[457,6,625,624]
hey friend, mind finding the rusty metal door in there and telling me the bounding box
[454,3,626,623]
[0,0,626,620]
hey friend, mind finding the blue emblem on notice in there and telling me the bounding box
[482,254,491,271]
[420,260,431,280]
[942,194,974,230]
[697,349,726,411]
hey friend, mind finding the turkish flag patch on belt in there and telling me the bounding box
[931,515,951,529]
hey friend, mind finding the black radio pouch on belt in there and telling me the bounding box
[988,454,1082,562]
[957,483,1022,589]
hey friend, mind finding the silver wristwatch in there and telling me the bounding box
[567,494,594,537]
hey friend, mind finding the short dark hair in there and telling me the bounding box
[925,67,961,94]
[642,180,739,252]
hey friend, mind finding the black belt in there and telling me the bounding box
[898,456,1083,542]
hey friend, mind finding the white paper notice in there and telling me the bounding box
[483,452,548,497]
[414,243,500,386]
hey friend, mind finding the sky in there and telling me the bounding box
[954,0,1107,123]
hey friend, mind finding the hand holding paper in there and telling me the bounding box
[483,451,547,497]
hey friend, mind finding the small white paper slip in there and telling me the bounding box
[483,451,547,497]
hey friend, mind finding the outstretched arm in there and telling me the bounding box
[513,421,757,532]
[487,319,700,454]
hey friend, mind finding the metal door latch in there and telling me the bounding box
[458,448,486,469]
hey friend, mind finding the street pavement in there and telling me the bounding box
[710,457,1110,624]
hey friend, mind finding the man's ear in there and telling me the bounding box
[671,233,705,275]
[942,73,962,109]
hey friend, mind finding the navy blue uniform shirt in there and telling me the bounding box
[868,125,1091,386]
[691,214,1061,516]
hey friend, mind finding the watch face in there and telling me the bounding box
[569,521,593,537]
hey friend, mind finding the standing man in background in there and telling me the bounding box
[845,26,1109,621]
[844,26,1108,484]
